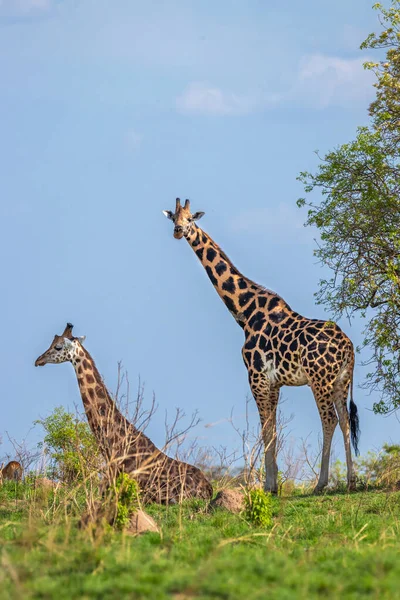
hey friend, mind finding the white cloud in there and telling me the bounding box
[125,130,143,152]
[294,54,375,108]
[229,204,312,244]
[0,0,51,15]
[25,0,49,8]
[341,24,368,51]
[177,53,374,118]
[176,82,278,116]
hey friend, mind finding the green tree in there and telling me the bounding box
[36,406,101,482]
[297,2,400,414]
[362,2,400,146]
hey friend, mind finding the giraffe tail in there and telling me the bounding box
[349,372,360,456]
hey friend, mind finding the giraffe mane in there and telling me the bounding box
[205,230,278,297]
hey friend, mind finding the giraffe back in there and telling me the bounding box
[117,431,213,504]
[132,453,213,504]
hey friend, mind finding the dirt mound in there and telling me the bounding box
[35,477,59,488]
[127,510,160,535]
[210,489,245,514]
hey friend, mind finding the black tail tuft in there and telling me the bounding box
[350,398,360,456]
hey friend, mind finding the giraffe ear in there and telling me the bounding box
[192,211,205,221]
[76,336,86,344]
[162,210,174,220]
[63,338,74,348]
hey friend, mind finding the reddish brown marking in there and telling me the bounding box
[95,385,106,399]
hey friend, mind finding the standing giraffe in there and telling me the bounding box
[163,198,360,493]
[35,323,213,503]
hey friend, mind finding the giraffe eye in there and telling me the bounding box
[54,345,63,351]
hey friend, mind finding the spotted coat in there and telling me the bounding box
[164,198,360,493]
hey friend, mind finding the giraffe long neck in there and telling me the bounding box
[71,347,159,471]
[185,225,276,328]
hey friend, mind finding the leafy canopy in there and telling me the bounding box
[298,1,400,414]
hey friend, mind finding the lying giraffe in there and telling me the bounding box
[35,324,213,503]
[1,461,23,482]
[163,198,360,493]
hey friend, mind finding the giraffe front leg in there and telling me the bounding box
[247,368,280,494]
[263,392,280,495]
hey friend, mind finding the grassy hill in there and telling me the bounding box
[1,481,400,599]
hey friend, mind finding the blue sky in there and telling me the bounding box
[0,0,396,467]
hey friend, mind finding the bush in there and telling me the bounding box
[328,444,400,491]
[358,444,400,489]
[111,472,140,530]
[36,406,101,483]
[244,488,272,527]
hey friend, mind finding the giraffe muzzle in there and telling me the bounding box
[174,226,184,239]
[34,356,46,367]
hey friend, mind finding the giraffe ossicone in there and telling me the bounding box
[163,198,360,494]
[35,323,213,504]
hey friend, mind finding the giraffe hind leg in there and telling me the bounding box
[311,389,338,494]
[333,377,356,491]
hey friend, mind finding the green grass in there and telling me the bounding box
[1,482,400,599]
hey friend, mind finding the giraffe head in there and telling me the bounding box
[163,198,205,239]
[35,323,86,367]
